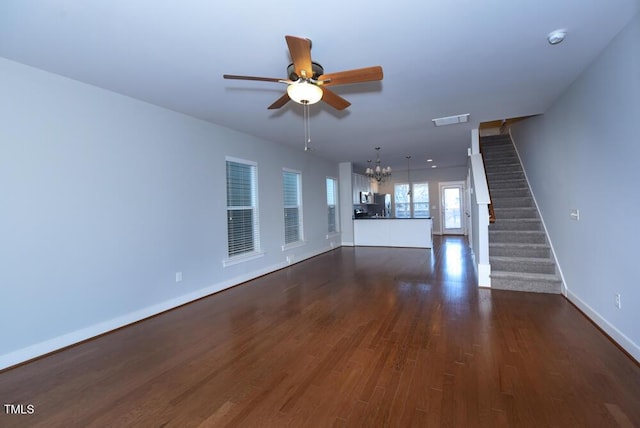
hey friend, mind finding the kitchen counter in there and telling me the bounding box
[353,217,432,248]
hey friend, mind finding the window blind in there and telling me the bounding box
[283,171,302,244]
[226,160,259,257]
[326,177,338,233]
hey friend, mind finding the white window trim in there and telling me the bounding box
[281,240,307,251]
[222,250,265,267]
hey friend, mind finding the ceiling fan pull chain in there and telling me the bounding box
[304,102,311,151]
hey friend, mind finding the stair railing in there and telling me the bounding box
[479,145,496,223]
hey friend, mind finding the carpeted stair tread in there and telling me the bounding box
[490,242,551,258]
[493,207,538,218]
[490,218,542,231]
[490,255,557,274]
[489,230,547,244]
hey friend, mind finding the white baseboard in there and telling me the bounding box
[566,290,640,363]
[0,245,339,371]
[477,263,491,288]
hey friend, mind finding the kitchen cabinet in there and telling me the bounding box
[352,173,372,204]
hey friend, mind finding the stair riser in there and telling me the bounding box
[490,221,542,231]
[492,198,534,208]
[493,208,538,219]
[487,172,526,181]
[483,143,515,149]
[484,161,520,170]
[485,165,522,174]
[489,180,528,190]
[481,135,512,143]
[491,188,530,198]
[483,147,516,154]
[489,232,547,244]
[490,277,562,294]
[483,154,518,162]
[491,259,556,275]
[483,150,514,155]
[490,246,550,258]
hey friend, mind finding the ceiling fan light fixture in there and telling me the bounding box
[287,81,323,105]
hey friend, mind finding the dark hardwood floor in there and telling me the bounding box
[1,236,639,427]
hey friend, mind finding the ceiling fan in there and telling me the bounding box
[223,35,383,111]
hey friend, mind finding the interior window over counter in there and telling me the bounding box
[283,169,303,245]
[412,182,430,218]
[394,183,411,218]
[226,157,260,258]
[394,182,429,218]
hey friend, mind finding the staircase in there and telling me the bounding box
[481,134,562,294]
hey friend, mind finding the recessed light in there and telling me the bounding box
[432,114,470,127]
[547,29,567,45]
[427,159,433,162]
[431,165,437,168]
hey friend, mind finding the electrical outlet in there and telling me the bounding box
[615,293,621,309]
[175,272,183,283]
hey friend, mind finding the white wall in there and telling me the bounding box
[338,162,354,246]
[0,58,340,369]
[510,13,640,361]
[468,153,491,287]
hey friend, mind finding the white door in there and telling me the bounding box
[440,182,465,235]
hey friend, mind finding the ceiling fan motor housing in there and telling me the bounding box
[287,62,325,81]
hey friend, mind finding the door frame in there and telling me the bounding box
[439,181,466,235]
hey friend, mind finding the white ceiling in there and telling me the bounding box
[1,1,638,172]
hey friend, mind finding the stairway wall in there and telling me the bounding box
[508,12,640,362]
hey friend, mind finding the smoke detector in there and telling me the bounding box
[547,29,567,45]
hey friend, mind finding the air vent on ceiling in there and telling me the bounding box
[432,113,470,127]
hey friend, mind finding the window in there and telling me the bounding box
[394,183,411,218]
[412,182,430,218]
[394,182,430,218]
[283,170,302,244]
[326,177,338,233]
[226,158,259,258]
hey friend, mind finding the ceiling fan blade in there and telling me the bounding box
[285,35,313,79]
[223,74,290,84]
[320,87,351,111]
[267,93,291,109]
[318,66,383,86]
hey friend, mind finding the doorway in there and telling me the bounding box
[439,181,465,235]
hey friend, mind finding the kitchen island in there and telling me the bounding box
[353,217,432,248]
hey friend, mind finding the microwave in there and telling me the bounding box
[360,191,372,204]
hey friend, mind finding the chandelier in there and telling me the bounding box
[365,147,392,183]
